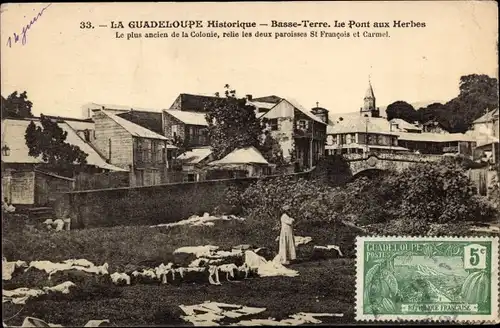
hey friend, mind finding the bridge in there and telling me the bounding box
[343,152,444,177]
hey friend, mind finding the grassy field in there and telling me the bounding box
[2,217,359,326]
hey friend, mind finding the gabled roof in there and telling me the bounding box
[164,110,208,126]
[327,116,395,135]
[473,108,499,124]
[100,110,167,140]
[389,118,422,132]
[259,98,326,124]
[209,146,269,166]
[1,118,127,171]
[176,147,213,164]
[285,98,327,124]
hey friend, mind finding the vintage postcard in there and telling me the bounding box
[356,236,499,322]
[1,1,499,327]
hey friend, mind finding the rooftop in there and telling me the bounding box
[389,118,422,132]
[473,108,499,124]
[163,110,208,126]
[176,147,213,164]
[100,110,167,140]
[1,118,126,171]
[327,116,398,135]
[259,98,326,124]
[397,131,477,142]
[209,146,269,166]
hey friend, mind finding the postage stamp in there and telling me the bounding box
[356,236,499,322]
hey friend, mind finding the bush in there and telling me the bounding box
[310,155,352,187]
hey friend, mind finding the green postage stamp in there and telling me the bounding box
[356,236,499,322]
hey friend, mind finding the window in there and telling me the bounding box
[171,125,179,138]
[156,142,165,164]
[199,128,208,144]
[144,140,152,162]
[269,118,278,131]
[84,129,91,142]
[136,139,143,162]
[297,119,308,130]
[346,133,355,144]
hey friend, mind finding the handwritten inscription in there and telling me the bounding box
[6,3,52,48]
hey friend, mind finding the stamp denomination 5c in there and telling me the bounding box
[356,236,499,322]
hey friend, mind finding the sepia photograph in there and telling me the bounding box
[1,1,499,326]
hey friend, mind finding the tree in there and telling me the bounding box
[311,154,352,187]
[416,102,451,130]
[386,101,418,122]
[419,74,498,133]
[25,114,88,176]
[204,84,266,160]
[260,131,286,167]
[2,91,34,118]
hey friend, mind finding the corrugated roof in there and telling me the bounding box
[247,101,276,110]
[209,146,269,166]
[1,118,127,171]
[164,110,208,126]
[100,110,167,140]
[327,116,398,135]
[397,132,477,142]
[389,118,422,132]
[473,108,499,124]
[176,147,213,164]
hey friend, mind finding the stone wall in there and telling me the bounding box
[55,172,311,229]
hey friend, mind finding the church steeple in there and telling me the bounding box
[360,78,380,117]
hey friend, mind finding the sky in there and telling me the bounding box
[1,1,498,118]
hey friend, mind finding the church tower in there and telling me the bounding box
[360,80,380,118]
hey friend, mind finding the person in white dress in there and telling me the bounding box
[277,205,296,265]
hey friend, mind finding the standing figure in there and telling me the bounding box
[277,205,296,265]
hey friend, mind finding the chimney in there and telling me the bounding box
[311,106,329,124]
[246,94,253,101]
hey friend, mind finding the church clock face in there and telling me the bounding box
[327,135,334,145]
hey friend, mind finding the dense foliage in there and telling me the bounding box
[204,85,285,165]
[386,101,418,123]
[222,159,498,238]
[204,85,263,160]
[387,74,498,133]
[2,91,34,118]
[310,155,352,187]
[25,114,88,175]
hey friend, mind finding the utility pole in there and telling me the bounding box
[365,117,369,156]
[389,122,393,153]
[310,121,314,169]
